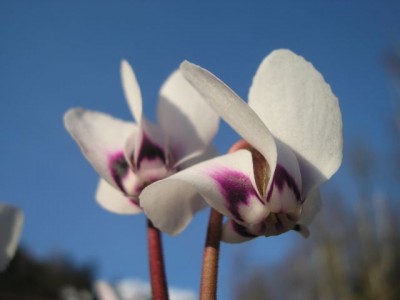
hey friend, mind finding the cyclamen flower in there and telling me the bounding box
[141,50,343,242]
[0,203,23,271]
[64,61,218,217]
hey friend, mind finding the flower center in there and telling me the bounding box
[133,133,177,183]
[264,212,298,236]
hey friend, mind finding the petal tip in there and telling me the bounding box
[266,49,303,64]
[179,60,198,76]
[120,59,131,71]
[121,58,128,64]
[120,59,142,122]
[179,59,191,68]
[121,60,136,84]
[270,48,295,56]
[63,108,84,131]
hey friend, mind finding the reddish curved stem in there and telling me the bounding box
[200,208,223,300]
[147,219,169,300]
[200,140,246,300]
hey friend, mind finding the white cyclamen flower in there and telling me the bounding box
[141,50,343,242]
[0,203,23,271]
[64,61,219,219]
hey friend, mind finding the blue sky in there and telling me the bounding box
[1,2,399,299]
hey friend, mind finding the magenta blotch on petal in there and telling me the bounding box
[136,134,166,170]
[231,220,258,238]
[267,164,301,203]
[109,152,130,194]
[210,168,262,223]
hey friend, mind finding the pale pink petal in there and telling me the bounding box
[141,150,267,235]
[96,179,142,214]
[121,60,143,123]
[0,203,23,271]
[140,180,207,235]
[248,49,343,195]
[64,108,138,194]
[180,61,278,177]
[158,70,219,162]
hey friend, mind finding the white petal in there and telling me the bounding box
[121,60,143,123]
[96,179,142,215]
[64,108,137,193]
[176,144,218,170]
[140,180,207,235]
[248,49,343,195]
[298,187,321,226]
[180,61,278,177]
[0,203,23,271]
[141,150,267,235]
[158,70,219,161]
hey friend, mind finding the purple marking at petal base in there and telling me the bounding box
[137,134,166,169]
[211,168,260,222]
[109,152,130,194]
[231,220,258,238]
[266,164,301,202]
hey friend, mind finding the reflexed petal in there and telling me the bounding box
[298,187,321,226]
[64,109,137,193]
[140,180,207,235]
[248,49,343,195]
[141,150,267,235]
[0,203,23,271]
[96,179,142,214]
[158,70,219,161]
[222,219,263,243]
[121,60,143,123]
[180,61,278,177]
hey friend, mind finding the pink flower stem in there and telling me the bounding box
[200,140,246,300]
[147,218,169,300]
[200,208,223,300]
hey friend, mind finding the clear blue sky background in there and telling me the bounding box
[1,2,399,299]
